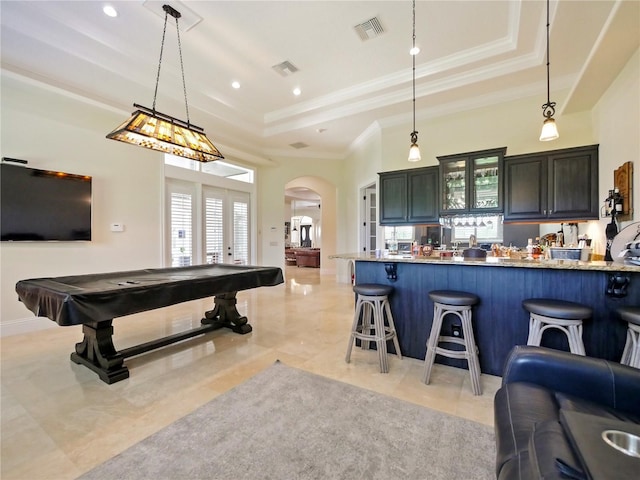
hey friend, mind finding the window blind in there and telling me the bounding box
[170,191,193,267]
[233,200,249,264]
[205,196,223,264]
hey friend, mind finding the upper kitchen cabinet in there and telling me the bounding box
[504,145,599,222]
[379,166,439,225]
[438,147,506,215]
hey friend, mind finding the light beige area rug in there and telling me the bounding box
[78,361,495,480]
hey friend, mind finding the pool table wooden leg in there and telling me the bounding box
[71,320,130,384]
[202,292,252,334]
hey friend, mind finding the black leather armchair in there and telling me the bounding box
[494,345,640,480]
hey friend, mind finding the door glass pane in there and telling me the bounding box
[442,160,466,210]
[472,156,499,209]
[205,196,223,264]
[170,192,193,267]
[233,200,249,264]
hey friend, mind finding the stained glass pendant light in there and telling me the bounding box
[539,0,559,142]
[408,0,421,162]
[107,5,223,162]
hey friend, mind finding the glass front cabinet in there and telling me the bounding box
[438,147,506,215]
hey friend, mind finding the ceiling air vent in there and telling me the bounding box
[272,60,299,77]
[354,17,384,41]
[289,142,309,149]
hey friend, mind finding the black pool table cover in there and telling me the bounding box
[16,264,284,326]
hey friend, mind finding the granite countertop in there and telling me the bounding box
[329,252,640,272]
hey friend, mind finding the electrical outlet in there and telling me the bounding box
[452,325,462,338]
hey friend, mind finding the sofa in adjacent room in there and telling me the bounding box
[494,345,640,480]
[294,248,320,268]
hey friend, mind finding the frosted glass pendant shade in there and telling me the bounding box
[539,117,559,142]
[408,143,421,162]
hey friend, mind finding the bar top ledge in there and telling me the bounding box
[329,252,640,272]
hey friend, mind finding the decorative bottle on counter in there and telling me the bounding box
[389,233,398,255]
[526,238,534,260]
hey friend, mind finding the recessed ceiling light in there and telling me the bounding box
[293,87,301,96]
[231,81,241,89]
[410,46,420,55]
[103,5,118,18]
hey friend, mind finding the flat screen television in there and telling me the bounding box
[1,162,92,241]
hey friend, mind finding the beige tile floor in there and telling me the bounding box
[1,266,501,480]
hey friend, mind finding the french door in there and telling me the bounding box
[166,180,250,267]
[203,186,249,265]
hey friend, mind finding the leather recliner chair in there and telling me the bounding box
[494,345,640,479]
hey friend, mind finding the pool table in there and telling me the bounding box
[16,264,284,383]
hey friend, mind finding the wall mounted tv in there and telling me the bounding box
[1,162,92,241]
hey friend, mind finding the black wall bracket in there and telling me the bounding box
[384,263,397,282]
[606,272,631,298]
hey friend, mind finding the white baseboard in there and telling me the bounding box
[0,316,56,337]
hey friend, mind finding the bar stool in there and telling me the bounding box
[423,290,482,395]
[345,284,402,373]
[522,298,591,355]
[618,306,640,368]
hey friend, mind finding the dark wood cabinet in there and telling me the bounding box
[379,166,439,225]
[379,171,407,224]
[504,145,599,222]
[438,147,506,215]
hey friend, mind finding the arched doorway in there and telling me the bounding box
[285,176,337,275]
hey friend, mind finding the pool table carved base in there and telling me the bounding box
[70,292,251,384]
[201,292,252,334]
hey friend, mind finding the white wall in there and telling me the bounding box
[257,159,345,275]
[1,75,164,331]
[592,48,640,235]
[337,126,383,282]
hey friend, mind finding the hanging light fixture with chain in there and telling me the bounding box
[106,5,223,162]
[539,0,559,142]
[292,201,298,232]
[408,0,421,162]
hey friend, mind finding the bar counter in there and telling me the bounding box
[330,253,640,376]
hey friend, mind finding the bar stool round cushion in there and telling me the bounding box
[618,306,640,326]
[522,299,592,320]
[353,284,393,297]
[428,290,479,306]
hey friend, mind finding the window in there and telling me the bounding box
[450,214,503,243]
[384,226,414,244]
[205,196,223,264]
[165,155,254,184]
[169,188,194,267]
[165,154,254,267]
[233,200,249,264]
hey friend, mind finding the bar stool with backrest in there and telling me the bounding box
[345,284,402,373]
[618,306,640,369]
[423,290,482,395]
[522,298,591,355]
